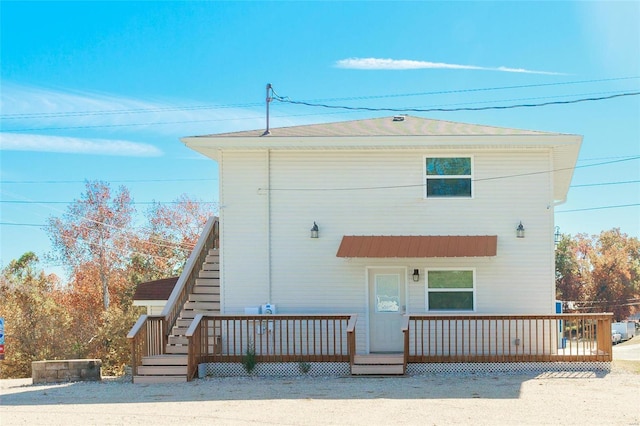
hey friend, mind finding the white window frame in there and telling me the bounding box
[423,155,474,199]
[425,268,476,312]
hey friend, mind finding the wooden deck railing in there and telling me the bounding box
[126,315,165,376]
[186,314,356,371]
[403,313,614,363]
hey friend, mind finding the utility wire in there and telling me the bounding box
[258,155,640,192]
[0,200,218,205]
[272,91,640,113]
[4,76,636,120]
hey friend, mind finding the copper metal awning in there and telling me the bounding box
[336,235,497,258]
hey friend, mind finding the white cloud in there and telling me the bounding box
[0,133,163,157]
[335,58,565,75]
[0,82,266,136]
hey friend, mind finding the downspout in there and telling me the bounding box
[267,149,272,303]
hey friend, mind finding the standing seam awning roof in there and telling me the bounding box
[336,235,498,258]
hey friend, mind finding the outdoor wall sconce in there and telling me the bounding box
[516,222,525,238]
[310,222,319,238]
[554,226,561,246]
[412,269,420,282]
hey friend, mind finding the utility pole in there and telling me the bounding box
[263,83,272,136]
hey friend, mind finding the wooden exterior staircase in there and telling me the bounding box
[128,217,220,384]
[351,354,404,376]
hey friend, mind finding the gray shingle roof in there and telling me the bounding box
[197,115,564,138]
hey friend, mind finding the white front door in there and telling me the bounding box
[368,268,406,352]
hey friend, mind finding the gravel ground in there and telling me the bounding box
[2,339,639,426]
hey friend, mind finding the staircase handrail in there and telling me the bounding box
[161,216,219,338]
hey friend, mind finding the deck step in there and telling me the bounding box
[165,345,188,354]
[141,355,188,366]
[137,365,187,375]
[189,293,220,302]
[133,375,187,384]
[351,364,404,375]
[199,270,220,279]
[184,301,220,311]
[351,354,405,376]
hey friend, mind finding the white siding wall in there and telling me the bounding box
[219,151,270,312]
[220,148,557,348]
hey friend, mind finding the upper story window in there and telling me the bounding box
[425,157,472,198]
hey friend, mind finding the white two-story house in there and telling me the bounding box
[181,115,582,354]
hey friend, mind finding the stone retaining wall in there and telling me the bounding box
[32,359,102,384]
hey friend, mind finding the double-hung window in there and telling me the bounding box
[424,157,472,198]
[426,269,475,311]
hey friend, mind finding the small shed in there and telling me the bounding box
[132,277,178,315]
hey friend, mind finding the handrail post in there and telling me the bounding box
[401,315,410,374]
[346,315,358,369]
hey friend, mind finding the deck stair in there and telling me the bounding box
[133,249,220,384]
[351,354,405,376]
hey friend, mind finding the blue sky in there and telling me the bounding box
[1,1,639,277]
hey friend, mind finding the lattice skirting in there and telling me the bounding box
[406,362,611,375]
[199,362,350,378]
[199,361,610,378]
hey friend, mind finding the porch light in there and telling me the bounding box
[554,226,561,246]
[516,222,525,238]
[412,269,420,282]
[310,222,319,238]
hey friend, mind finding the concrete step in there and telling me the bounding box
[133,375,187,384]
[141,355,187,366]
[137,365,187,375]
[205,254,219,263]
[208,249,219,255]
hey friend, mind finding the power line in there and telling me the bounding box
[259,156,640,192]
[556,203,640,213]
[1,177,217,184]
[571,180,640,188]
[0,102,263,120]
[4,76,636,120]
[0,200,218,205]
[272,91,640,113]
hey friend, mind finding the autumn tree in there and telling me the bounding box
[584,229,640,320]
[129,194,216,283]
[0,252,72,378]
[556,229,640,320]
[555,233,587,304]
[47,181,135,310]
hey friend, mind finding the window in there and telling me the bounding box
[426,269,474,311]
[425,157,472,198]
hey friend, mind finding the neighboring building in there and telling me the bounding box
[132,277,178,315]
[181,115,582,354]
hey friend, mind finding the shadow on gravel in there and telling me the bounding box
[0,370,610,406]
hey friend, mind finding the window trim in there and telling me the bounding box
[425,268,476,312]
[423,155,474,199]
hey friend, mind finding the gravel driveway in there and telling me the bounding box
[2,338,639,426]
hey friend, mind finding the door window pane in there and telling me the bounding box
[376,274,400,312]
